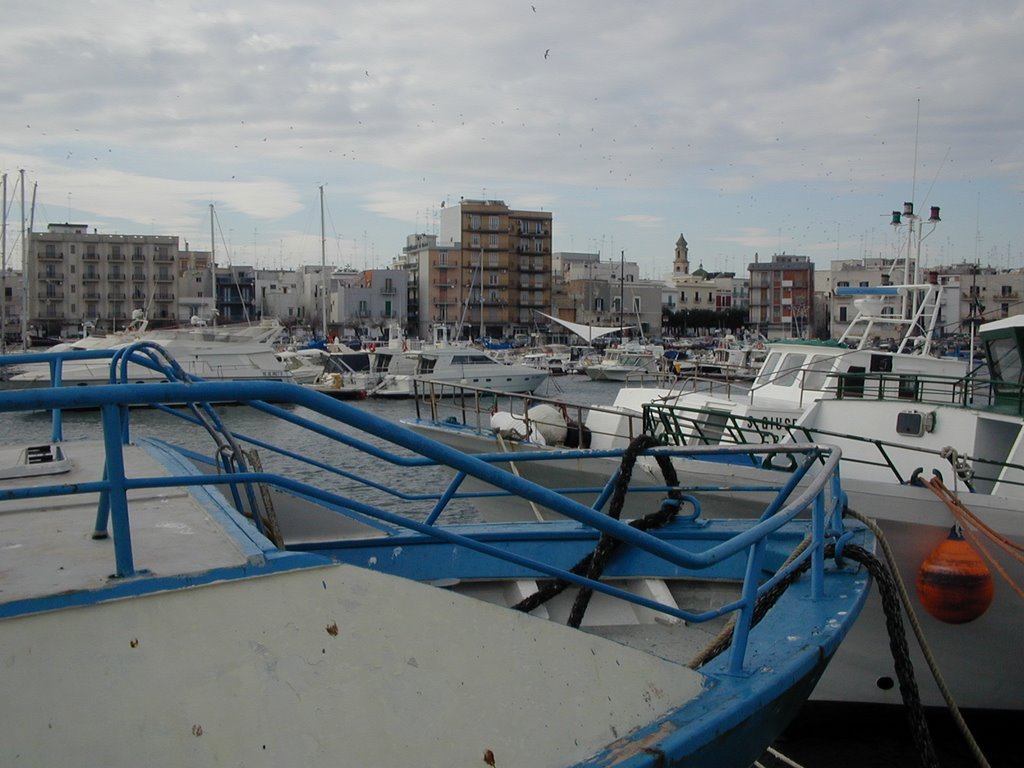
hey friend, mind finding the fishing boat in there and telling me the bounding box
[0,342,873,767]
[405,282,1024,712]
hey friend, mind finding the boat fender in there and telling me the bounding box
[490,411,531,441]
[563,420,592,449]
[527,404,569,446]
[915,526,993,624]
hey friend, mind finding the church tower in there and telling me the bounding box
[673,234,690,275]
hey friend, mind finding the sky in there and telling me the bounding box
[1,1,1022,281]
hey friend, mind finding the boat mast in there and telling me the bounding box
[619,250,624,341]
[209,203,217,326]
[20,170,30,349]
[1,172,6,354]
[320,185,328,341]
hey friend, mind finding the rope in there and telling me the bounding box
[511,434,682,622]
[688,537,811,668]
[848,509,992,768]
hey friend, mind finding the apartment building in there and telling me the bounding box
[748,253,814,338]
[437,199,552,340]
[28,223,186,337]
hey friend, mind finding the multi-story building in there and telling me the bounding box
[396,234,460,341]
[748,253,814,338]
[333,269,408,341]
[438,199,552,340]
[27,223,185,337]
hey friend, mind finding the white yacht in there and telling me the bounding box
[5,317,292,388]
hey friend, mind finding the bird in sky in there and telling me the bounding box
[544,48,549,59]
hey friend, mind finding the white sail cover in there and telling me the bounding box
[535,311,623,342]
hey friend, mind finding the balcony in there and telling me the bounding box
[132,274,147,282]
[82,273,100,282]
[154,252,174,262]
[108,253,125,262]
[39,251,63,261]
[83,252,99,261]
[108,273,126,282]
[83,292,101,300]
[43,292,65,301]
[154,293,175,302]
[131,254,147,262]
[154,274,174,283]
[39,272,64,281]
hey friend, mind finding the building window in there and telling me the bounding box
[470,214,480,230]
[488,234,498,247]
[839,306,848,322]
[837,281,849,288]
[489,215,499,230]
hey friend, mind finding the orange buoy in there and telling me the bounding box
[915,526,994,624]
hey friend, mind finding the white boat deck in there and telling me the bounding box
[0,439,252,605]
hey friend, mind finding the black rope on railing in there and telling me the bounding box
[692,537,940,768]
[511,434,683,623]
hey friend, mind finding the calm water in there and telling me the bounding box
[3,374,1015,766]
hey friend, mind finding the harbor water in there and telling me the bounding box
[0,374,1017,766]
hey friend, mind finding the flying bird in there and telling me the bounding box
[544,48,549,59]
[531,4,536,10]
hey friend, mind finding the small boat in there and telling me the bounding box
[372,344,548,397]
[581,341,667,382]
[304,352,370,399]
[0,343,873,767]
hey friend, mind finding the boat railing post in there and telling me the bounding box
[727,537,767,675]
[810,484,826,599]
[49,357,64,443]
[100,402,136,577]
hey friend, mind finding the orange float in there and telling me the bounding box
[915,526,994,624]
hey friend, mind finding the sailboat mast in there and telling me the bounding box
[619,250,624,341]
[20,170,29,349]
[209,203,216,325]
[1,173,6,355]
[320,185,328,341]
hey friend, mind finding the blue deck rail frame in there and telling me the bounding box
[0,344,860,676]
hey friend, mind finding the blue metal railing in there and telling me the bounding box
[0,344,855,675]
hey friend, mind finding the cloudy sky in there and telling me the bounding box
[2,1,1022,279]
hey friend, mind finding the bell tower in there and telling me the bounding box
[673,234,690,275]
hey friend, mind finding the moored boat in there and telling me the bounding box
[0,342,874,767]
[404,282,1024,712]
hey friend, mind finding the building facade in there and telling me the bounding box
[748,253,814,338]
[27,223,187,337]
[438,199,552,340]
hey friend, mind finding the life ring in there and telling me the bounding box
[369,342,377,352]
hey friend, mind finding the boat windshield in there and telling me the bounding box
[802,354,836,391]
[773,354,805,387]
[987,337,1023,385]
[451,354,494,365]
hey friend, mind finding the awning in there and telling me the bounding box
[534,311,623,343]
